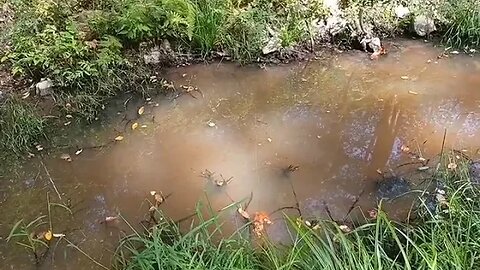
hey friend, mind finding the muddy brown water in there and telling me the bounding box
[2,40,480,269]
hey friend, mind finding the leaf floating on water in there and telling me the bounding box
[154,193,164,205]
[131,122,139,130]
[64,121,71,126]
[138,106,145,115]
[400,145,410,152]
[253,212,273,237]
[408,91,419,95]
[53,233,65,238]
[401,76,409,80]
[150,191,156,196]
[60,153,72,162]
[75,149,83,156]
[66,114,73,119]
[447,162,457,170]
[417,166,430,171]
[207,122,216,127]
[238,207,250,220]
[376,169,383,175]
[115,135,124,141]
[44,230,52,241]
[105,216,118,223]
[418,157,426,162]
[267,137,272,143]
[141,124,148,128]
[149,206,156,212]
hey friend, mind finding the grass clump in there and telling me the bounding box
[115,158,480,269]
[441,0,480,48]
[0,97,45,154]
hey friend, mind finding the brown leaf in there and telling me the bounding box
[138,106,145,115]
[447,162,457,170]
[237,207,250,220]
[131,122,139,130]
[60,153,72,162]
[105,216,118,222]
[44,230,52,241]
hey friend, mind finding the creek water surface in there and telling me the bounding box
[1,40,480,269]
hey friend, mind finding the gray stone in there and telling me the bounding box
[35,78,53,96]
[143,48,162,65]
[262,27,282,55]
[414,15,436,37]
[376,176,411,200]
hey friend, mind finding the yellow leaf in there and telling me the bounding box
[131,122,139,130]
[115,135,124,141]
[138,106,145,115]
[44,230,52,241]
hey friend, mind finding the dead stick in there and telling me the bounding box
[323,201,336,222]
[40,160,61,200]
[289,181,302,216]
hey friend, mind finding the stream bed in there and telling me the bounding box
[1,40,480,269]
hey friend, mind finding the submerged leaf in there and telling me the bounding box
[138,106,145,115]
[237,207,250,220]
[44,230,52,241]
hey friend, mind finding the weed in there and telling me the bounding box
[442,0,480,48]
[192,0,229,54]
[114,157,480,269]
[0,97,45,154]
[221,4,269,63]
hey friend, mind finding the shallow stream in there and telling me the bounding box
[1,40,480,269]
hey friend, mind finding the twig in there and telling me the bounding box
[440,128,447,161]
[342,189,364,222]
[323,201,336,222]
[269,206,300,216]
[40,160,61,200]
[289,181,302,216]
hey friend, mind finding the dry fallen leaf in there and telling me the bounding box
[400,145,410,152]
[131,122,139,130]
[53,233,65,238]
[401,76,409,80]
[238,207,250,220]
[253,211,273,237]
[154,193,164,205]
[105,216,119,222]
[115,135,124,141]
[149,206,156,212]
[138,106,145,115]
[150,191,156,196]
[408,91,419,95]
[339,224,352,233]
[64,121,71,126]
[447,162,457,170]
[44,230,52,241]
[75,149,83,155]
[417,166,430,171]
[60,153,72,162]
[376,169,383,175]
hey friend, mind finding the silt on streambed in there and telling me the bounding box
[1,40,480,269]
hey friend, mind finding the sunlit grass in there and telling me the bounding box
[115,156,480,270]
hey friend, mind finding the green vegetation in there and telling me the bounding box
[115,158,480,269]
[441,0,480,48]
[0,97,45,154]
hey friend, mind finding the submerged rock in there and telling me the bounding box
[470,162,480,183]
[376,176,411,200]
[35,78,53,96]
[414,15,436,37]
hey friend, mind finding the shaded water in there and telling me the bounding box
[1,40,480,269]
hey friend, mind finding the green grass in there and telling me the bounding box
[0,97,45,154]
[115,157,480,269]
[442,0,480,48]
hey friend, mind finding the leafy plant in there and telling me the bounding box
[442,0,480,48]
[192,0,229,54]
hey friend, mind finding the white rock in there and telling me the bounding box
[35,78,53,96]
[326,15,347,36]
[262,27,282,55]
[143,49,161,65]
[414,15,436,37]
[394,5,410,19]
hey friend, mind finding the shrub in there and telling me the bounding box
[221,4,269,63]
